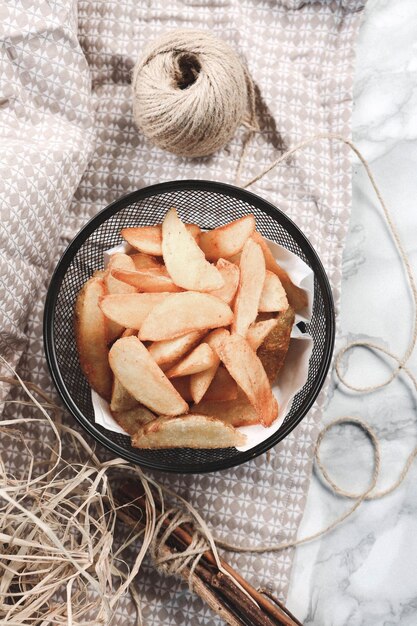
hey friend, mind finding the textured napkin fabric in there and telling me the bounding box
[0,0,365,623]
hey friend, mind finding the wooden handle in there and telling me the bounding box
[114,480,303,626]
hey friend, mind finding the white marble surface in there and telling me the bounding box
[287,0,417,624]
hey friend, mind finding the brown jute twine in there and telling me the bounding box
[212,132,417,555]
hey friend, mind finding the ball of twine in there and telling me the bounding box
[132,29,257,158]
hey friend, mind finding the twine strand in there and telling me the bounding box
[151,509,209,580]
[211,133,417,554]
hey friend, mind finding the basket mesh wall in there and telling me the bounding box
[47,182,334,472]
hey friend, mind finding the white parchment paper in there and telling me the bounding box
[93,239,314,451]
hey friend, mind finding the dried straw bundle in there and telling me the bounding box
[0,363,301,626]
[0,370,156,626]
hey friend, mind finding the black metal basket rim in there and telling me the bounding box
[43,179,335,474]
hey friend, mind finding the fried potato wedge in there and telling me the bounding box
[251,231,308,312]
[162,207,224,291]
[259,270,289,313]
[247,319,278,351]
[199,215,256,262]
[121,328,137,337]
[138,292,233,341]
[105,253,136,295]
[190,364,218,405]
[130,252,162,271]
[100,293,170,330]
[257,306,295,383]
[121,225,162,255]
[112,268,182,293]
[216,334,278,427]
[189,328,228,403]
[132,414,246,449]
[159,359,179,373]
[74,277,112,401]
[148,330,205,365]
[109,336,188,415]
[202,366,238,402]
[227,251,242,266]
[112,405,156,436]
[165,343,216,378]
[191,397,260,427]
[121,223,200,256]
[110,377,138,412]
[208,259,240,305]
[171,376,193,402]
[92,269,106,279]
[104,253,137,342]
[110,328,140,412]
[105,319,124,346]
[232,238,265,336]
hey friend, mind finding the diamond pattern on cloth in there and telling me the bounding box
[0,0,95,379]
[0,0,365,624]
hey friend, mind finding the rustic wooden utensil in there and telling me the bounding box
[115,480,303,626]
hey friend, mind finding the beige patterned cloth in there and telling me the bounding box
[0,0,365,623]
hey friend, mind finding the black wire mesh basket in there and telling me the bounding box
[44,180,335,473]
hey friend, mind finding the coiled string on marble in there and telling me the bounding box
[215,133,417,554]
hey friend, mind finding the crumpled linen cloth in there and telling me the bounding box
[0,0,365,623]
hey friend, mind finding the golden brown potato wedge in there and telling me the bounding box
[251,231,308,312]
[130,252,162,271]
[190,363,219,405]
[159,359,179,373]
[92,269,106,279]
[215,334,278,427]
[112,267,182,293]
[132,414,246,449]
[104,253,137,343]
[74,276,112,401]
[191,397,260,427]
[109,336,188,415]
[121,328,137,337]
[171,376,193,402]
[148,330,206,366]
[227,251,242,265]
[105,319,124,346]
[257,307,295,383]
[189,328,228,403]
[162,207,224,291]
[121,225,162,255]
[121,223,200,256]
[247,319,278,351]
[165,343,216,378]
[202,366,238,402]
[138,292,234,341]
[232,238,265,337]
[100,293,170,330]
[112,405,155,436]
[105,253,136,295]
[110,377,138,412]
[259,270,289,313]
[199,215,256,262]
[208,259,240,305]
[110,328,140,412]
